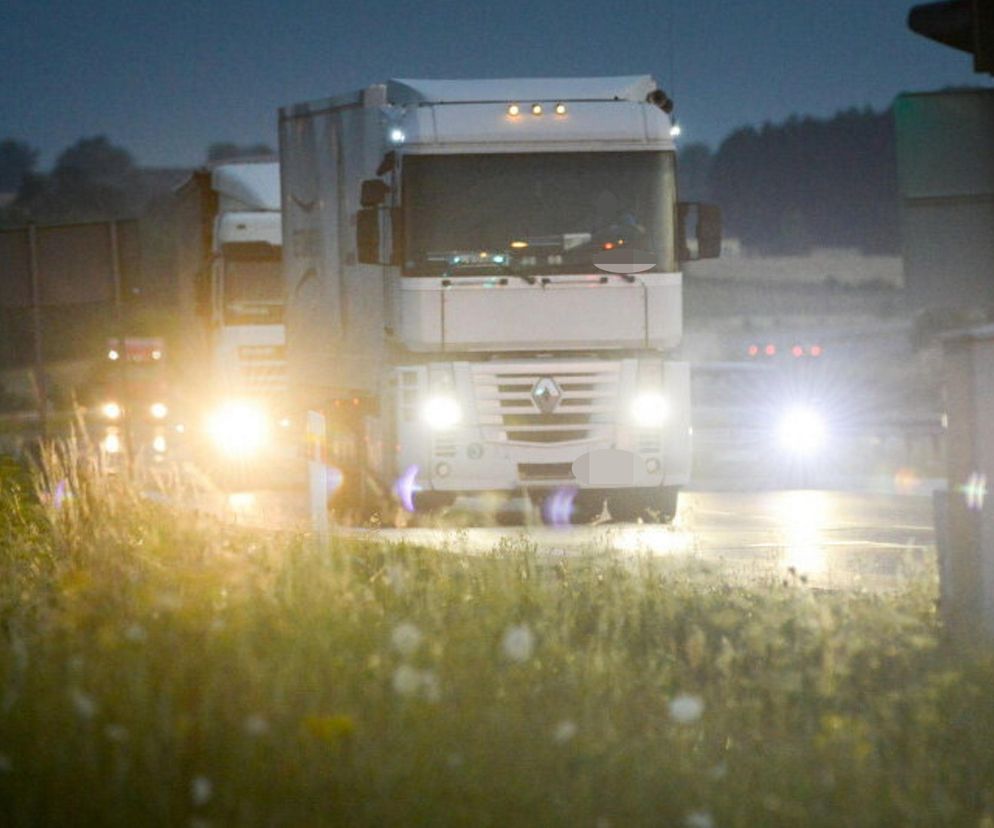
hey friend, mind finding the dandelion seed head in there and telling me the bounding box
[124,624,147,643]
[385,564,408,594]
[191,775,213,807]
[553,720,578,743]
[501,624,535,662]
[392,664,422,697]
[392,665,441,701]
[668,693,704,725]
[420,670,441,702]
[390,622,423,657]
[104,723,129,743]
[708,762,727,780]
[243,714,269,736]
[685,810,714,828]
[69,688,98,721]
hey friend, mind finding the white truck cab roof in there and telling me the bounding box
[211,160,280,212]
[385,76,658,105]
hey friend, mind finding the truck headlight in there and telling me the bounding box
[777,405,827,456]
[207,402,268,457]
[631,392,669,428]
[101,401,122,420]
[421,395,462,430]
[150,402,169,420]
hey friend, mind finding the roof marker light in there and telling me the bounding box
[510,240,528,249]
[507,103,521,116]
[389,128,406,144]
[531,103,543,116]
[554,102,567,115]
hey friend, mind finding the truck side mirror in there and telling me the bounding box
[677,202,723,261]
[697,203,722,259]
[360,179,389,207]
[357,207,381,264]
[357,206,404,266]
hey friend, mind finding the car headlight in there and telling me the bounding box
[207,401,269,457]
[102,431,122,454]
[631,391,669,428]
[101,401,122,420]
[150,402,169,420]
[776,405,827,456]
[421,395,462,430]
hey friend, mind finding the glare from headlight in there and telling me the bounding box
[631,392,669,428]
[150,402,169,420]
[152,435,167,453]
[102,431,122,454]
[777,405,828,456]
[207,402,268,457]
[101,401,122,420]
[421,395,462,430]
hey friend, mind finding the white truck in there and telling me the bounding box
[197,160,289,464]
[201,160,285,403]
[279,77,720,522]
[166,159,290,466]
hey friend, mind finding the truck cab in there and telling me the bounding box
[280,77,719,522]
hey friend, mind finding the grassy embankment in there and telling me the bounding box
[0,447,992,826]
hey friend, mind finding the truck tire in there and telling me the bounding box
[540,488,604,525]
[570,490,605,524]
[608,485,680,524]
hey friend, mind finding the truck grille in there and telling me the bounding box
[239,360,287,393]
[471,361,619,444]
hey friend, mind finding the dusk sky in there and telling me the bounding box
[3,0,989,168]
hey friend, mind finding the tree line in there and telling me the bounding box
[0,138,273,228]
[3,107,901,255]
[677,105,900,255]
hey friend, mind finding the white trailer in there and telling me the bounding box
[279,77,720,522]
[205,160,285,401]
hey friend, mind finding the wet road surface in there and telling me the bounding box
[207,488,936,591]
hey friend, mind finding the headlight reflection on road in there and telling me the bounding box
[607,525,693,557]
[775,490,830,577]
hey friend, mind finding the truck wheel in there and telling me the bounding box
[608,486,680,524]
[540,488,603,525]
[570,490,605,524]
[607,490,644,523]
[645,486,680,524]
[412,491,456,515]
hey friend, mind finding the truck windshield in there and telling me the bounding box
[223,242,284,325]
[402,151,676,277]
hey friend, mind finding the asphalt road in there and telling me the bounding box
[208,487,936,591]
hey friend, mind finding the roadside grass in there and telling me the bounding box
[1,451,992,826]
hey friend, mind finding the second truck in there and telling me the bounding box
[279,76,719,522]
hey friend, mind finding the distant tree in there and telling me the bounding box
[0,139,38,192]
[676,143,713,202]
[709,107,900,255]
[12,135,138,223]
[207,142,275,162]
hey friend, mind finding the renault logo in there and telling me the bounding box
[531,377,562,414]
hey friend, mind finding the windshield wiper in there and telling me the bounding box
[444,261,536,285]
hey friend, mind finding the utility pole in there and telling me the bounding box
[26,223,47,440]
[108,220,134,476]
